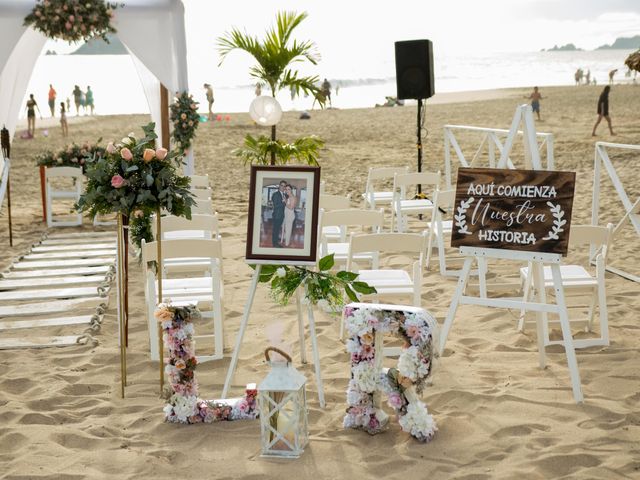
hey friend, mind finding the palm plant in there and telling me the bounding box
[217,11,324,164]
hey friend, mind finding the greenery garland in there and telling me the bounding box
[256,254,377,311]
[170,92,200,153]
[76,122,195,249]
[24,0,121,44]
[35,140,105,173]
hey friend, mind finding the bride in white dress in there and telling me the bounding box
[282,185,297,247]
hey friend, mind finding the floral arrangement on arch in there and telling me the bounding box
[157,304,259,424]
[255,254,377,311]
[170,92,200,153]
[35,140,106,173]
[75,122,195,249]
[343,304,438,442]
[24,0,121,44]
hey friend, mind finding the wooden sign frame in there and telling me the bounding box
[451,167,576,256]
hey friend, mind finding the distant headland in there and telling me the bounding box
[70,34,127,55]
[542,35,640,52]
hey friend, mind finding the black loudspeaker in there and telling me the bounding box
[395,39,434,100]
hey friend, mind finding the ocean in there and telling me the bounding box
[21,49,636,118]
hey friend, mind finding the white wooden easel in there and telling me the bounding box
[222,262,326,408]
[591,141,640,283]
[439,247,584,403]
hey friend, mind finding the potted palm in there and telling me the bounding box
[217,11,325,165]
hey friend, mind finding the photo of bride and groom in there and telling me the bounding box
[259,178,306,250]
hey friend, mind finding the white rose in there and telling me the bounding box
[121,137,132,145]
[276,267,286,278]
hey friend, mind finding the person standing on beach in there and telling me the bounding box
[85,86,95,115]
[608,69,617,85]
[204,83,214,120]
[60,102,68,137]
[321,78,332,107]
[585,70,591,85]
[255,82,262,97]
[592,86,615,136]
[47,84,56,117]
[72,85,82,115]
[525,86,543,120]
[25,94,42,138]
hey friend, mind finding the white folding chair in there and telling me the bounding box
[519,224,614,348]
[318,208,384,268]
[141,238,224,362]
[361,166,409,210]
[391,171,440,232]
[425,188,458,276]
[188,174,211,189]
[319,194,352,241]
[45,167,83,227]
[191,196,214,215]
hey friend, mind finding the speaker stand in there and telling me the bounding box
[416,98,423,194]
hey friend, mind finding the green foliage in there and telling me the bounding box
[169,91,200,153]
[253,254,377,311]
[24,0,121,44]
[233,134,324,166]
[76,122,195,249]
[217,11,324,104]
[35,140,105,173]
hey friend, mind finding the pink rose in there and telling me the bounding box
[69,15,75,22]
[142,148,155,162]
[180,113,187,120]
[65,22,72,30]
[120,147,133,161]
[387,392,404,409]
[106,142,115,154]
[63,4,68,10]
[133,209,145,219]
[35,10,42,16]
[111,175,125,188]
[155,148,168,160]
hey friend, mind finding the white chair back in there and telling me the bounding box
[45,167,83,227]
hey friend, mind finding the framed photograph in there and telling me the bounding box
[246,165,321,263]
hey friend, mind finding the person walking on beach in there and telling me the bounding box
[525,86,543,120]
[25,94,42,138]
[85,86,95,115]
[72,85,82,115]
[255,82,262,97]
[585,70,591,85]
[204,83,214,120]
[321,78,332,107]
[47,84,56,117]
[574,68,583,86]
[59,102,68,138]
[592,86,615,137]
[608,69,617,85]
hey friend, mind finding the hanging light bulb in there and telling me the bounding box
[249,96,283,126]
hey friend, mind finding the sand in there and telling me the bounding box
[1,85,639,479]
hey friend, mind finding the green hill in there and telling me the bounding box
[70,34,127,55]
[596,35,640,50]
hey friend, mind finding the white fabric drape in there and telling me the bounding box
[129,53,163,143]
[0,28,47,138]
[0,0,193,172]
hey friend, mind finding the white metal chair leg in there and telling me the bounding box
[586,289,597,332]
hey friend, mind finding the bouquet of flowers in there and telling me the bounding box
[24,0,121,44]
[76,122,195,248]
[35,140,105,173]
[170,92,200,153]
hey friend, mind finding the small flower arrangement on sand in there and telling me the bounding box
[24,0,121,44]
[35,140,105,173]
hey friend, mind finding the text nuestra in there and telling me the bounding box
[467,183,558,199]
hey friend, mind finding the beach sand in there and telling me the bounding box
[1,85,639,479]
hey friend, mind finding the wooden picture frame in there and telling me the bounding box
[246,165,321,263]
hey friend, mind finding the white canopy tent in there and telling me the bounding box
[0,0,194,174]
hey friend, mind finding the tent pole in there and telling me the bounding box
[7,171,13,247]
[160,85,170,149]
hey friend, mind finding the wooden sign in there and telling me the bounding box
[451,167,576,255]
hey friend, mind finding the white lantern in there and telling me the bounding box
[258,347,308,458]
[249,96,283,126]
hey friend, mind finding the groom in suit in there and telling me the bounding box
[271,180,288,247]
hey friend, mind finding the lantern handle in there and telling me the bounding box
[264,346,292,363]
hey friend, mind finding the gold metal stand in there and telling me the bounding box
[117,213,127,398]
[156,208,164,393]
